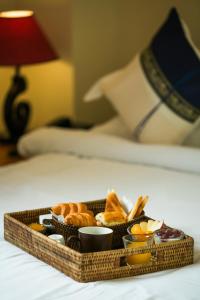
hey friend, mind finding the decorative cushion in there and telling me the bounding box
[84,8,200,144]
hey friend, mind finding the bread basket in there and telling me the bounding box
[51,199,146,249]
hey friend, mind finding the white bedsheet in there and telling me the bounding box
[0,147,200,299]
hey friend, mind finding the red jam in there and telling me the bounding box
[154,226,185,243]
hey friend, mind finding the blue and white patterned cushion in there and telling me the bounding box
[84,8,200,145]
[141,8,199,124]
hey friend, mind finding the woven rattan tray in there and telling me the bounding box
[4,205,194,282]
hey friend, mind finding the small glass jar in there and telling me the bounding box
[154,227,185,244]
[28,223,46,234]
[123,234,154,265]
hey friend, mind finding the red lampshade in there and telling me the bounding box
[0,10,58,66]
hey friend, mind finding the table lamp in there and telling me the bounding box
[0,10,58,142]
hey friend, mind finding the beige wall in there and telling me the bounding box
[0,0,200,136]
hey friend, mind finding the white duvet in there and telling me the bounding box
[0,129,200,300]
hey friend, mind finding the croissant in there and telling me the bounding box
[105,191,127,219]
[64,213,97,227]
[51,204,63,215]
[52,203,91,218]
[95,211,126,226]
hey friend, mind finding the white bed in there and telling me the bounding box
[0,128,200,300]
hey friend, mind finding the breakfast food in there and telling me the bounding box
[127,196,148,221]
[28,223,46,233]
[96,192,149,226]
[52,192,149,228]
[154,226,185,243]
[95,211,127,226]
[51,202,96,227]
[95,191,127,226]
[64,212,96,226]
[105,191,127,218]
[130,220,163,234]
[52,203,90,218]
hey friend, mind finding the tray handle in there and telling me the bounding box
[116,245,158,268]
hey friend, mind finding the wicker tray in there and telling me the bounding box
[51,199,145,249]
[4,206,194,283]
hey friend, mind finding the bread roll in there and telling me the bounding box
[61,204,70,217]
[51,203,67,215]
[95,211,126,226]
[64,213,96,227]
[51,203,90,218]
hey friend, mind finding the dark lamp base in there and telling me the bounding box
[3,66,31,143]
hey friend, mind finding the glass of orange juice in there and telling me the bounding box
[122,234,153,265]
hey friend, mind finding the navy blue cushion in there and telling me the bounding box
[141,8,200,123]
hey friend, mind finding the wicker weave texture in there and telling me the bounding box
[4,205,194,282]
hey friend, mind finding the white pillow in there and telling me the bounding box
[91,116,132,139]
[183,119,200,148]
[84,8,200,145]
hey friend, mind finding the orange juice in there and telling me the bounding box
[127,241,151,265]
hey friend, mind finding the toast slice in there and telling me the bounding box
[105,191,127,219]
[127,196,148,221]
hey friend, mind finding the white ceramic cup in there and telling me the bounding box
[48,234,65,245]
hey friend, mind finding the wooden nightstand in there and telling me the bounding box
[0,144,23,166]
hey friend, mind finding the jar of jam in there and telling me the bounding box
[154,226,185,244]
